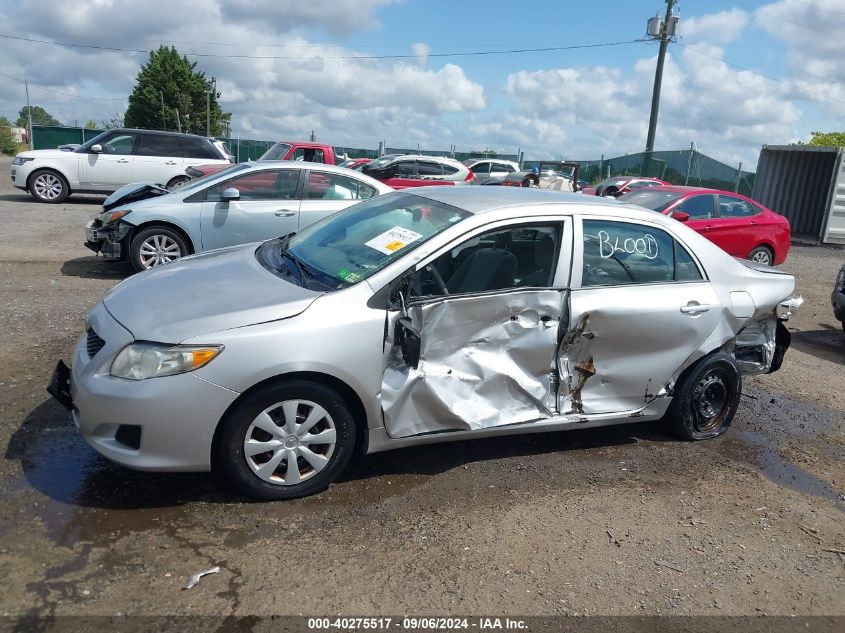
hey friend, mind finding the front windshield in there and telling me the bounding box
[596,177,629,188]
[367,154,400,169]
[178,163,251,193]
[281,192,470,289]
[258,143,292,161]
[74,130,113,153]
[618,189,683,212]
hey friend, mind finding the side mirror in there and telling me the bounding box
[673,211,690,222]
[90,144,103,153]
[221,187,240,202]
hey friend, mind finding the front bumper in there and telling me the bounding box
[84,219,132,260]
[57,302,240,472]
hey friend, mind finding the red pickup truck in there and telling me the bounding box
[185,141,340,179]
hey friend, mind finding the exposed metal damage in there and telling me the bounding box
[382,290,566,438]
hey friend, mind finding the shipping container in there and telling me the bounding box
[752,145,845,245]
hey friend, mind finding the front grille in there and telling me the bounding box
[86,328,106,358]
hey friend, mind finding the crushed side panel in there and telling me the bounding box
[381,290,565,439]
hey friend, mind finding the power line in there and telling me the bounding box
[0,32,647,60]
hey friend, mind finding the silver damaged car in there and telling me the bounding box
[49,187,801,500]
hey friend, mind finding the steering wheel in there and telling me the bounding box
[426,264,449,295]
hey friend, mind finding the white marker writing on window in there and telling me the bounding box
[598,230,659,260]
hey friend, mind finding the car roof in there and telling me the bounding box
[643,185,739,196]
[388,154,465,166]
[403,186,644,216]
[113,128,209,140]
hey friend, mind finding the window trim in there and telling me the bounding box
[572,216,708,290]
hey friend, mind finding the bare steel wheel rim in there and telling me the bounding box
[243,399,336,486]
[692,369,730,433]
[138,234,182,268]
[33,173,63,200]
[751,249,772,265]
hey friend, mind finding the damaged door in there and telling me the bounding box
[382,222,570,439]
[561,219,722,415]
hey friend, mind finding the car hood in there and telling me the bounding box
[102,182,171,211]
[16,149,78,160]
[103,245,322,343]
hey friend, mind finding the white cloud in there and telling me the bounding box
[682,8,749,45]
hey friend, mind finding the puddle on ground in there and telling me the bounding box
[718,429,845,511]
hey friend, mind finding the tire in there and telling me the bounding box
[166,175,189,189]
[602,186,619,198]
[29,170,69,203]
[129,225,189,272]
[748,246,774,266]
[522,176,537,188]
[215,380,357,500]
[666,352,742,441]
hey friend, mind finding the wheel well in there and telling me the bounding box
[130,221,195,254]
[27,168,70,192]
[210,371,369,469]
[750,243,774,256]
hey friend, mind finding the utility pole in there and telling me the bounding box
[206,77,216,137]
[25,80,33,150]
[644,0,678,156]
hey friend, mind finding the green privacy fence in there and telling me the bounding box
[525,149,756,195]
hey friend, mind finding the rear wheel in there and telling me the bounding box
[129,225,189,272]
[216,381,357,500]
[29,170,69,203]
[748,246,773,266]
[666,352,741,441]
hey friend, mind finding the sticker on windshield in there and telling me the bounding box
[365,226,423,255]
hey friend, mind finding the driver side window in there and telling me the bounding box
[101,133,137,155]
[412,224,561,299]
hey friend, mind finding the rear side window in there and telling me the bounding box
[139,135,219,159]
[417,161,443,176]
[441,163,459,175]
[185,138,221,159]
[718,194,759,218]
[581,220,702,286]
[305,172,376,200]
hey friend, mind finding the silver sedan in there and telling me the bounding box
[84,161,393,272]
[52,187,801,500]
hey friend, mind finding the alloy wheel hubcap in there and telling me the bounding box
[692,371,729,432]
[752,250,771,265]
[243,399,336,486]
[33,174,62,200]
[138,235,182,268]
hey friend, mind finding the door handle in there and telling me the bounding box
[275,209,297,217]
[680,302,711,315]
[701,225,714,231]
[117,159,130,164]
[165,160,178,165]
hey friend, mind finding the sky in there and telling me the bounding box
[0,0,843,169]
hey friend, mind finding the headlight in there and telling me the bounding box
[103,209,131,224]
[837,268,845,291]
[12,157,34,166]
[110,342,223,380]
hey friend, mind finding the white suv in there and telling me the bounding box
[11,129,232,203]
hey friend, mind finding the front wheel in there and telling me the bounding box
[216,381,357,500]
[29,170,69,203]
[666,352,741,440]
[129,226,189,272]
[166,175,189,189]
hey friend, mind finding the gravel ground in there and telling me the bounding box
[0,155,843,619]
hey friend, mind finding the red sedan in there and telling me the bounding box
[619,186,790,266]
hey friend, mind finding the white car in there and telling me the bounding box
[362,154,473,182]
[463,158,521,181]
[10,129,232,203]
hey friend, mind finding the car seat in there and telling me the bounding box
[518,236,555,286]
[446,248,518,294]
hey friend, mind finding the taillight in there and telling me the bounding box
[464,170,475,182]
